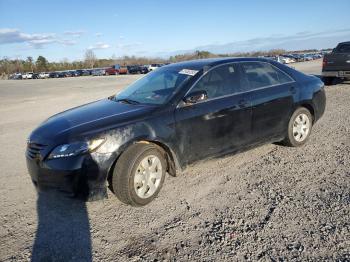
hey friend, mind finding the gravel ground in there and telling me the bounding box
[0,60,349,261]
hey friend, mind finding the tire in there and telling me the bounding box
[282,107,313,147]
[323,76,334,86]
[112,143,166,206]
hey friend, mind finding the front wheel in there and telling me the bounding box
[282,107,313,147]
[322,76,334,86]
[112,143,166,206]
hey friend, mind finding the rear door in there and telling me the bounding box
[240,61,297,142]
[175,63,252,164]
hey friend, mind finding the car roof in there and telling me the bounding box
[164,57,274,71]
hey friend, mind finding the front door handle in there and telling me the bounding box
[238,99,249,108]
[290,86,296,94]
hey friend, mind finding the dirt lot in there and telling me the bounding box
[0,60,349,261]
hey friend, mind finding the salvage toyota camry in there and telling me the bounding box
[26,58,326,206]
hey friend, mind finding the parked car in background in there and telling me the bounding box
[76,69,90,76]
[32,73,39,79]
[303,54,313,61]
[262,56,282,63]
[127,65,148,74]
[62,71,73,77]
[312,53,323,60]
[58,72,67,78]
[127,65,140,74]
[147,63,162,71]
[105,64,120,75]
[69,71,79,77]
[105,67,117,75]
[105,64,121,75]
[49,72,58,78]
[92,69,105,76]
[284,54,303,62]
[8,73,22,80]
[86,69,94,75]
[49,72,65,78]
[140,65,149,74]
[118,66,128,75]
[322,41,350,85]
[22,72,34,79]
[26,57,326,206]
[39,72,50,79]
[279,56,295,64]
[294,54,306,62]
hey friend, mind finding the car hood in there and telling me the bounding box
[30,98,154,144]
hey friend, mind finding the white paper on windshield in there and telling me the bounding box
[179,69,199,76]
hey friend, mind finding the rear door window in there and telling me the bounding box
[240,62,294,90]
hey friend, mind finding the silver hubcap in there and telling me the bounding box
[293,113,311,142]
[134,155,162,199]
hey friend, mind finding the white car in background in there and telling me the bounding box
[279,56,295,64]
[39,72,50,79]
[147,63,162,71]
[22,72,34,79]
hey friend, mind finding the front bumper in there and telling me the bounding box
[26,152,114,201]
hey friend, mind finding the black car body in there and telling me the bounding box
[58,72,67,78]
[75,69,90,76]
[32,73,39,79]
[70,71,79,77]
[127,65,141,74]
[292,54,305,62]
[26,58,326,203]
[65,71,76,77]
[48,72,58,78]
[9,73,22,80]
[62,71,73,77]
[139,65,149,74]
[127,65,149,74]
[322,41,350,84]
[49,72,65,78]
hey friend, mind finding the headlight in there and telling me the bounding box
[48,138,105,159]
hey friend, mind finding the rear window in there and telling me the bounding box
[241,62,294,90]
[335,44,350,53]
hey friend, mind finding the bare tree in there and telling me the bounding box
[84,50,96,69]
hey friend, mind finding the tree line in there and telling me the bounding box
[0,48,328,78]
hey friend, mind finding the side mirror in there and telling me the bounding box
[183,90,208,104]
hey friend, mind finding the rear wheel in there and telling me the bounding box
[282,107,313,147]
[112,143,166,206]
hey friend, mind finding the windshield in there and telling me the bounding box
[113,67,194,105]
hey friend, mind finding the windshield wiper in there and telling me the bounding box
[114,98,140,105]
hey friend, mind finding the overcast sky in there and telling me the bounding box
[0,0,349,61]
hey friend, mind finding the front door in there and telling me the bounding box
[175,63,252,164]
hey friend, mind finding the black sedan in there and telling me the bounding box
[26,58,326,206]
